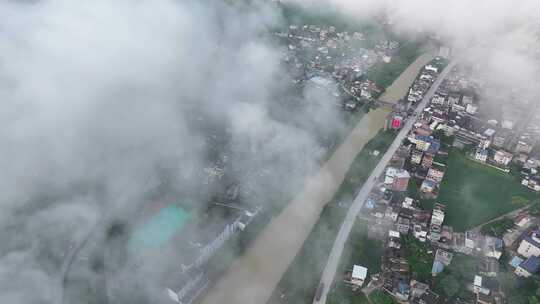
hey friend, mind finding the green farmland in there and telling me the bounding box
[429,151,538,231]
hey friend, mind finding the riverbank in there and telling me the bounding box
[201,49,434,304]
[201,108,390,304]
[378,51,436,104]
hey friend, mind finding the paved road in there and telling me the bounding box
[59,218,102,304]
[313,60,457,304]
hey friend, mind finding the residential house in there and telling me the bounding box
[515,256,540,278]
[435,249,453,266]
[410,280,429,299]
[412,290,441,304]
[479,138,491,149]
[466,103,478,115]
[421,154,434,169]
[483,128,496,139]
[429,204,445,241]
[387,279,411,302]
[473,275,497,296]
[425,64,439,73]
[478,258,499,277]
[473,275,488,295]
[453,127,483,149]
[452,232,470,254]
[431,260,444,276]
[475,148,488,163]
[482,236,503,260]
[413,224,428,242]
[521,176,540,191]
[493,150,513,166]
[462,95,473,106]
[465,231,478,249]
[517,229,540,258]
[411,149,424,165]
[431,204,445,226]
[426,167,445,183]
[420,179,437,194]
[402,197,415,209]
[515,140,534,155]
[431,94,446,106]
[509,256,524,269]
[388,240,402,249]
[350,265,368,287]
[391,170,411,192]
[447,94,460,107]
[477,293,494,304]
[493,133,508,148]
[515,214,532,228]
[396,216,411,234]
[385,207,399,222]
[409,135,439,153]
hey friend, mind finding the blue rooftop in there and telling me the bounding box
[398,281,410,294]
[510,256,524,268]
[416,135,431,142]
[365,199,375,210]
[129,205,191,250]
[520,256,540,274]
[431,260,444,274]
[426,140,441,155]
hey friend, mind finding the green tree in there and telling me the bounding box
[370,290,395,304]
[440,274,460,298]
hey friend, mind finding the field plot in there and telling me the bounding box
[432,151,537,231]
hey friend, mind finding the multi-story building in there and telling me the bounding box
[517,229,540,258]
[493,150,513,166]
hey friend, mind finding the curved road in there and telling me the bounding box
[59,218,103,304]
[313,60,457,304]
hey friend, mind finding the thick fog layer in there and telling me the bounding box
[1,0,540,303]
[0,1,345,303]
[294,0,540,97]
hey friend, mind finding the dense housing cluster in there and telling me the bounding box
[276,24,400,110]
[338,62,540,304]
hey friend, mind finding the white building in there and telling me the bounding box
[425,64,439,73]
[466,104,478,115]
[431,204,445,226]
[493,150,513,166]
[473,275,490,295]
[475,148,488,163]
[426,167,445,183]
[351,265,368,287]
[517,229,540,258]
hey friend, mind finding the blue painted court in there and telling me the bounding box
[130,205,191,250]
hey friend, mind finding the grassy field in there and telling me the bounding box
[328,285,370,304]
[423,150,539,231]
[267,130,396,304]
[369,290,397,304]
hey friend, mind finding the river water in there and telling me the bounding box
[200,51,435,304]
